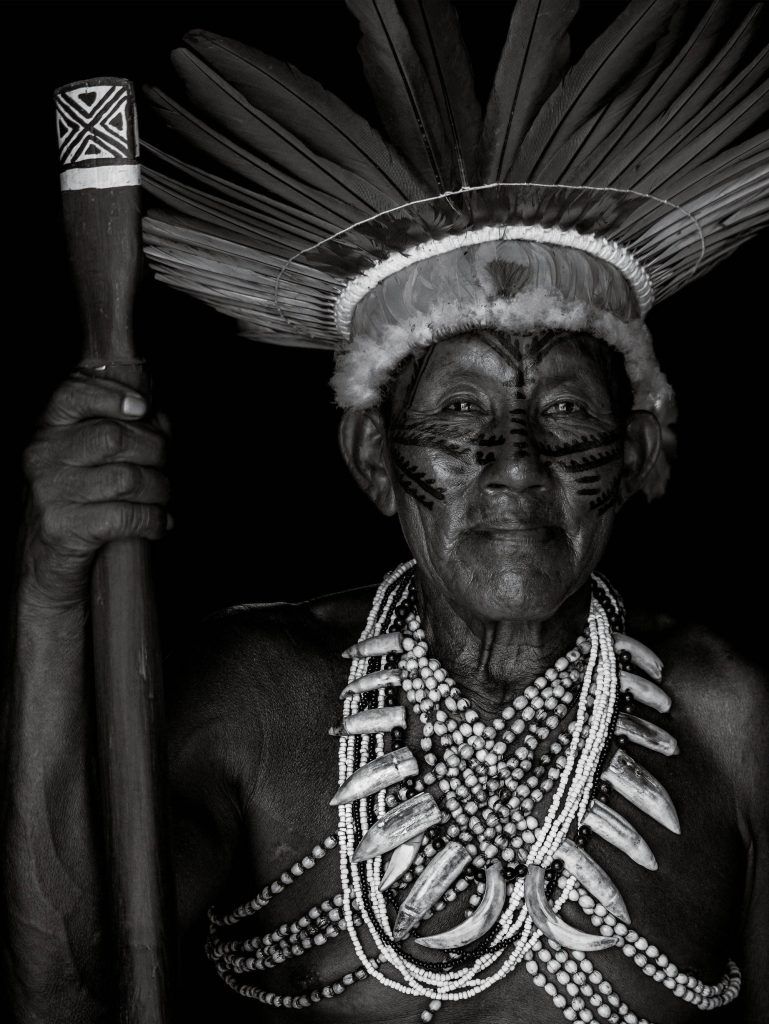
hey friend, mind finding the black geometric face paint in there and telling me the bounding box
[391,448,446,509]
[540,429,624,516]
[387,330,627,517]
[388,348,453,507]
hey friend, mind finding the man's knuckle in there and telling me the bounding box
[39,507,63,545]
[29,474,50,510]
[22,442,47,480]
[90,420,124,457]
[112,502,134,535]
[107,462,140,497]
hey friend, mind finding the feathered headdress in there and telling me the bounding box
[141,0,769,496]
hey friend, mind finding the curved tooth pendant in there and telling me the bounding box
[340,668,402,697]
[342,633,403,659]
[392,841,471,941]
[329,706,406,737]
[416,859,506,949]
[556,838,630,924]
[620,670,672,713]
[602,749,680,834]
[616,712,678,756]
[584,800,657,870]
[614,634,663,681]
[524,866,622,952]
[379,834,424,892]
[352,792,441,863]
[331,747,419,806]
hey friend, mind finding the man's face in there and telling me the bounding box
[382,329,631,623]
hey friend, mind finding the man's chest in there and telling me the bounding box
[213,716,746,1024]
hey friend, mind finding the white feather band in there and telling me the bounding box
[333,224,654,337]
[333,288,668,414]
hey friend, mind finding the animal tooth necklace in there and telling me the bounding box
[207,561,740,1021]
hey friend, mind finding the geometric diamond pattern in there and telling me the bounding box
[55,79,137,168]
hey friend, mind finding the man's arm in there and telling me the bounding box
[1,375,169,1021]
[683,628,769,1022]
[3,595,108,1022]
[732,662,769,1022]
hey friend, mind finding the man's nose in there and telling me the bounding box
[480,416,547,492]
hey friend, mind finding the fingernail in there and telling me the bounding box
[122,395,147,417]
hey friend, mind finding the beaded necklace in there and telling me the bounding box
[207,561,740,1021]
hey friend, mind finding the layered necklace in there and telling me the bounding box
[207,561,740,1021]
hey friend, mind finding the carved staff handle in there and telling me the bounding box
[54,78,175,1022]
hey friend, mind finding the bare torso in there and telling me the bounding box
[167,586,763,1024]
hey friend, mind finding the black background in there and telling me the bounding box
[2,0,768,666]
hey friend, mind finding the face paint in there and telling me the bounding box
[383,329,630,623]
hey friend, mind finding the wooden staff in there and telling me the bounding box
[54,78,175,1022]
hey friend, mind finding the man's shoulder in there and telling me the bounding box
[638,617,766,712]
[197,582,377,657]
[166,582,377,714]
[630,614,768,813]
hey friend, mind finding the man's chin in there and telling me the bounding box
[442,548,573,623]
[456,529,566,578]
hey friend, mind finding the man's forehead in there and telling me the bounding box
[409,329,613,380]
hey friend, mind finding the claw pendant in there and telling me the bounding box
[556,838,630,924]
[524,865,622,952]
[329,706,406,736]
[392,841,471,941]
[379,835,424,892]
[415,859,506,949]
[331,747,419,806]
[342,633,403,659]
[584,800,658,870]
[616,713,678,756]
[620,670,671,713]
[602,749,680,834]
[614,634,663,681]
[353,792,441,863]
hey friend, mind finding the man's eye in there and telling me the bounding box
[444,398,482,413]
[543,399,586,416]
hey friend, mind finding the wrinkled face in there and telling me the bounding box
[382,329,633,623]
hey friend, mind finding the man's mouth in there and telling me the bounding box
[468,522,557,541]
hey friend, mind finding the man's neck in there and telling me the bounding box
[415,574,591,718]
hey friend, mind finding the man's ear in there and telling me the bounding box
[619,410,662,502]
[338,408,398,517]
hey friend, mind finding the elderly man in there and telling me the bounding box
[4,1,769,1022]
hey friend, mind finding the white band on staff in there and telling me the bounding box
[60,163,141,192]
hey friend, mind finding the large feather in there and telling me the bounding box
[645,166,769,262]
[481,0,578,181]
[629,34,769,190]
[143,168,312,256]
[619,134,769,242]
[345,0,454,190]
[146,87,364,229]
[396,0,481,185]
[571,0,732,185]
[663,129,769,206]
[170,48,396,216]
[635,63,769,194]
[536,2,689,183]
[143,141,339,239]
[591,5,764,188]
[182,29,423,203]
[511,0,681,180]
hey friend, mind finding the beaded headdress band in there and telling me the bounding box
[142,0,769,498]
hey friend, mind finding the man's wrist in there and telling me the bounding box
[16,575,90,632]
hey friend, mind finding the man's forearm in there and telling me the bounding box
[2,588,109,1022]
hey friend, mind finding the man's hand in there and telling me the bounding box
[22,372,171,608]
